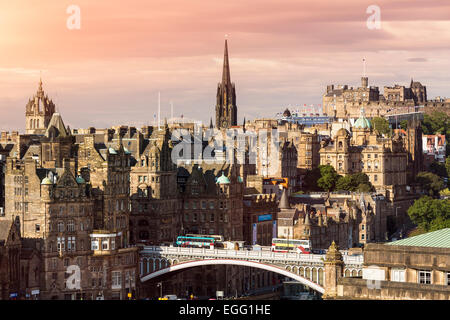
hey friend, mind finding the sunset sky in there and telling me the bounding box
[1,0,450,131]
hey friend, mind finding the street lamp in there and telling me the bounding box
[157,282,162,299]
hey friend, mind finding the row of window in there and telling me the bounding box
[391,269,450,285]
[49,220,90,233]
[184,212,228,223]
[49,205,90,215]
[13,176,28,184]
[183,200,228,210]
[14,187,28,196]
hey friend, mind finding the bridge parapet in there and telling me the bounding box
[140,246,363,267]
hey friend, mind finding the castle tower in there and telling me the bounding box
[215,39,237,129]
[25,78,56,135]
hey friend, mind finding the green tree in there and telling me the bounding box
[407,196,450,232]
[446,157,450,178]
[429,161,447,178]
[335,173,375,192]
[416,171,445,197]
[371,117,391,135]
[357,183,375,193]
[422,111,448,135]
[317,165,340,192]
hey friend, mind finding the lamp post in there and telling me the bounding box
[157,282,162,299]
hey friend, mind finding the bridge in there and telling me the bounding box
[139,246,363,294]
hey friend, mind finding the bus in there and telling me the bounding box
[185,234,224,242]
[176,235,216,248]
[271,238,311,254]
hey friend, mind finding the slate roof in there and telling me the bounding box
[386,228,450,249]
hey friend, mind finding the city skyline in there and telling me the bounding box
[1,0,450,131]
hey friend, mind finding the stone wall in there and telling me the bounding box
[336,278,450,300]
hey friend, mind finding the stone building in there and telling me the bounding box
[289,193,390,250]
[243,193,278,246]
[129,122,179,245]
[178,163,244,241]
[0,218,21,300]
[279,123,321,171]
[320,109,408,192]
[323,77,427,119]
[331,228,450,299]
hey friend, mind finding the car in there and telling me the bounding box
[163,294,178,300]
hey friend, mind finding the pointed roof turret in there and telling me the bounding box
[304,212,311,225]
[222,39,231,86]
[45,112,69,138]
[278,188,290,209]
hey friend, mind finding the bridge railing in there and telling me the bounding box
[140,246,333,264]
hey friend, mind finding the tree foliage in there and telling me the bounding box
[407,196,450,232]
[371,117,391,135]
[335,172,375,192]
[421,111,448,135]
[416,171,445,197]
[317,165,341,192]
[429,161,448,178]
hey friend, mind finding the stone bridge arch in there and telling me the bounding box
[140,258,325,294]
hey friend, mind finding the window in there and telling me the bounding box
[68,236,76,251]
[67,220,75,232]
[35,224,40,233]
[418,270,431,284]
[111,238,116,250]
[391,269,405,282]
[57,237,65,252]
[112,271,122,289]
[91,239,99,250]
[58,222,64,232]
[201,201,206,210]
[447,273,450,286]
[102,239,109,250]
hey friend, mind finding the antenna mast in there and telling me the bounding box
[158,91,161,131]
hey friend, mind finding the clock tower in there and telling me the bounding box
[215,39,237,129]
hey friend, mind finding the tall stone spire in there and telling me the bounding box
[222,39,231,86]
[215,39,237,129]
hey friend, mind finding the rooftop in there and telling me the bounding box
[386,228,450,249]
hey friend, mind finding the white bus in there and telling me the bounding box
[271,238,311,254]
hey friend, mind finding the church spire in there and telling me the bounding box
[222,39,231,86]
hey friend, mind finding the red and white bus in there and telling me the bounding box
[271,238,311,254]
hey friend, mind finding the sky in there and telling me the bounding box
[1,0,450,132]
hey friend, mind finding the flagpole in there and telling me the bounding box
[158,91,161,131]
